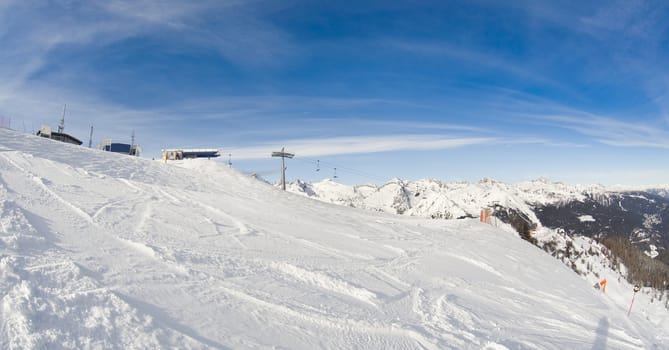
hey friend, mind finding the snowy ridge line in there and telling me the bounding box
[287,177,669,222]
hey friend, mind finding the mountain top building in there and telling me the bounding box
[100,139,141,156]
[162,148,220,161]
[36,125,82,146]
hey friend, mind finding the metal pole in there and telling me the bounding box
[281,152,286,190]
[271,147,294,191]
[88,125,94,148]
[627,293,636,316]
[628,285,641,317]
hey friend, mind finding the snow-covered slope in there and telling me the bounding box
[1,128,667,349]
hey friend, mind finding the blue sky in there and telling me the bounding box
[1,0,668,185]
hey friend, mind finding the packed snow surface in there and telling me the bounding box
[0,128,667,349]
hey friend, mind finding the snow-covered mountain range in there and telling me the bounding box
[287,178,669,256]
[1,127,668,349]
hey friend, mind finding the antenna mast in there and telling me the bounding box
[130,130,135,155]
[58,104,66,133]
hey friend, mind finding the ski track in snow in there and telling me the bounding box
[0,194,206,349]
[209,279,445,350]
[442,253,503,278]
[269,261,378,306]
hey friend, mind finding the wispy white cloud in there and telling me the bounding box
[309,119,489,134]
[380,39,564,90]
[0,0,297,94]
[537,114,669,149]
[224,135,496,160]
[98,1,301,67]
[451,82,669,149]
[0,84,504,157]
[98,0,216,26]
[522,0,669,115]
[577,0,663,41]
[520,0,664,42]
[497,137,589,148]
[0,0,304,151]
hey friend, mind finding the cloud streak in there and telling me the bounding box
[538,114,669,149]
[380,39,566,91]
[225,135,496,159]
[0,1,297,93]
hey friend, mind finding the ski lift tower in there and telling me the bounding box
[271,147,294,191]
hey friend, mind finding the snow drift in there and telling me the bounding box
[0,128,666,349]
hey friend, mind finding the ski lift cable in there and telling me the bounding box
[292,157,387,182]
[318,159,387,182]
[293,157,366,177]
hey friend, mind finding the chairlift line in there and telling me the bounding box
[291,156,386,182]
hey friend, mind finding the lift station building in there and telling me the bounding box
[162,148,221,160]
[100,139,141,156]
